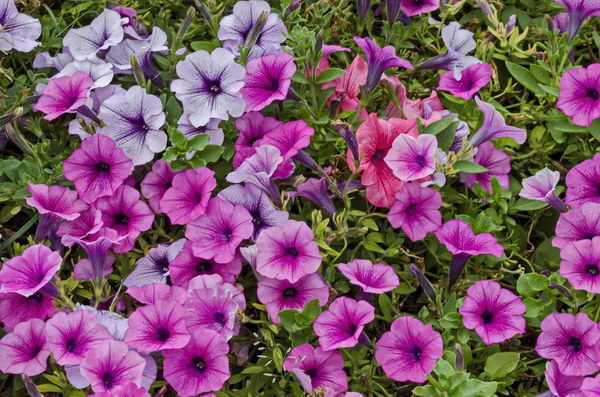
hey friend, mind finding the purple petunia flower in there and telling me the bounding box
[458,281,526,345]
[140,159,178,213]
[400,0,440,16]
[80,339,146,392]
[0,244,61,297]
[560,237,600,293]
[520,168,568,212]
[387,182,442,242]
[124,299,191,352]
[177,114,224,145]
[460,141,511,194]
[553,203,600,249]
[185,197,253,264]
[33,49,73,70]
[557,64,600,127]
[385,134,438,181]
[0,291,55,332]
[126,284,187,306]
[283,344,348,394]
[57,207,103,241]
[554,12,571,33]
[536,312,600,376]
[566,153,600,207]
[434,219,504,287]
[0,0,41,52]
[74,253,113,281]
[124,239,186,287]
[233,111,282,167]
[96,185,154,253]
[105,27,167,78]
[218,184,289,240]
[91,383,150,397]
[34,72,93,121]
[257,273,329,324]
[63,133,133,204]
[169,241,242,286]
[99,86,166,165]
[287,177,336,217]
[338,259,400,295]
[313,297,375,351]
[63,9,126,61]
[545,360,585,397]
[255,219,322,283]
[354,36,413,91]
[162,329,230,397]
[583,373,600,396]
[171,48,246,127]
[46,310,113,366]
[242,52,296,112]
[184,286,239,341]
[54,60,115,90]
[469,97,527,147]
[218,0,287,58]
[187,274,246,310]
[555,0,600,40]
[0,319,49,376]
[438,62,492,100]
[375,316,443,383]
[160,167,216,225]
[261,120,315,166]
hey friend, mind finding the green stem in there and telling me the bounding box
[0,213,39,251]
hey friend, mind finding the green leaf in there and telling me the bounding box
[362,219,379,231]
[302,299,322,319]
[188,134,211,151]
[517,273,549,298]
[530,65,551,85]
[241,365,267,374]
[436,121,459,152]
[590,118,600,142]
[538,84,560,97]
[291,72,310,85]
[190,41,220,52]
[165,96,182,125]
[450,379,497,397]
[511,198,548,211]
[272,346,284,373]
[506,62,543,95]
[378,293,393,319]
[315,68,346,84]
[170,129,187,149]
[454,160,489,174]
[423,117,455,136]
[197,144,224,163]
[363,240,386,253]
[484,352,520,380]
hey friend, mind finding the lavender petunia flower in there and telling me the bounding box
[0,0,41,52]
[171,48,246,127]
[34,72,94,121]
[218,0,287,58]
[63,9,127,61]
[553,203,600,249]
[68,85,126,139]
[124,239,186,287]
[242,52,296,112]
[184,286,239,341]
[557,64,600,127]
[169,241,242,286]
[160,167,216,225]
[338,259,400,294]
[519,168,568,212]
[55,60,115,90]
[33,50,74,71]
[545,360,586,397]
[0,319,49,376]
[140,159,178,213]
[74,304,129,341]
[354,36,413,91]
[554,12,570,33]
[560,237,600,293]
[460,141,511,194]
[177,114,224,145]
[469,97,527,147]
[438,62,492,100]
[287,178,336,217]
[283,344,348,394]
[566,153,600,207]
[0,244,61,297]
[583,372,600,396]
[105,27,167,76]
[385,134,438,181]
[555,0,600,40]
[388,182,442,242]
[0,292,55,332]
[73,255,114,281]
[400,0,440,16]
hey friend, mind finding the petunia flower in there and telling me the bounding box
[124,300,191,352]
[388,182,442,242]
[218,0,287,58]
[34,72,94,121]
[438,62,492,100]
[583,372,600,396]
[140,159,178,213]
[520,168,568,212]
[558,64,600,127]
[124,239,186,287]
[385,134,438,182]
[67,85,126,139]
[283,344,348,394]
[544,360,586,397]
[184,286,239,341]
[560,237,600,293]
[0,244,61,297]
[554,12,571,33]
[322,56,368,116]
[126,284,187,306]
[400,0,440,16]
[261,120,315,165]
[434,219,504,287]
[169,241,242,286]
[257,273,329,324]
[171,48,246,127]
[0,291,55,332]
[401,90,445,124]
[255,219,322,283]
[338,259,400,295]
[555,0,600,40]
[63,9,126,61]
[63,133,133,204]
[553,203,600,249]
[99,86,166,166]
[241,52,296,112]
[46,310,113,366]
[33,49,74,70]
[536,312,600,376]
[162,329,230,397]
[54,60,115,90]
[57,207,103,241]
[287,178,336,217]
[0,319,49,376]
[0,0,42,52]
[313,297,375,351]
[187,274,246,310]
[354,36,413,91]
[177,114,224,145]
[458,281,526,345]
[566,153,600,207]
[160,167,216,225]
[375,316,443,383]
[460,141,511,194]
[73,255,114,281]
[233,111,282,168]
[105,27,167,76]
[90,383,151,397]
[469,97,527,147]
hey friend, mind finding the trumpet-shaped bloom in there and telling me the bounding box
[287,178,336,216]
[140,160,178,213]
[0,319,49,376]
[460,142,511,194]
[354,36,413,91]
[184,286,239,341]
[124,239,186,287]
[438,62,492,100]
[388,182,442,242]
[338,259,400,294]
[545,360,586,397]
[56,207,102,240]
[34,72,93,121]
[555,0,600,40]
[126,284,187,306]
[322,56,367,116]
[63,9,126,61]
[519,168,567,212]
[0,244,61,297]
[242,52,296,111]
[469,97,527,147]
[553,203,600,249]
[261,120,314,164]
[54,60,114,90]
[400,0,440,16]
[73,255,114,280]
[283,344,348,394]
[169,241,242,286]
[560,237,600,293]
[160,167,216,225]
[233,111,282,168]
[583,373,600,396]
[558,64,600,127]
[385,134,438,182]
[566,154,600,208]
[0,291,55,331]
[0,0,41,52]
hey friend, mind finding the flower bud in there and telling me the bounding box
[283,0,301,19]
[409,263,437,302]
[245,11,269,53]
[332,120,359,162]
[357,0,371,21]
[455,343,464,371]
[386,0,401,25]
[549,282,574,301]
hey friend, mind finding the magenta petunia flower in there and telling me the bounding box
[0,244,61,297]
[555,0,600,40]
[233,111,282,168]
[283,344,348,394]
[169,241,242,286]
[56,205,103,242]
[126,283,187,305]
[545,360,586,397]
[438,62,492,100]
[469,97,527,147]
[434,219,504,287]
[458,280,526,345]
[583,373,600,396]
[520,168,568,212]
[187,274,246,311]
[385,133,438,182]
[46,310,113,366]
[160,167,216,225]
[560,237,600,293]
[375,316,443,383]
[91,383,151,397]
[184,286,239,341]
[287,178,336,217]
[63,133,133,204]
[400,0,440,16]
[0,319,49,376]
[80,339,146,392]
[140,160,178,213]
[255,220,322,283]
[73,254,113,280]
[242,52,296,112]
[0,291,55,332]
[124,299,191,352]
[354,37,413,91]
[387,182,442,242]
[553,203,600,249]
[186,197,253,264]
[460,141,511,194]
[34,72,93,120]
[124,239,186,287]
[338,259,400,295]
[257,273,329,324]
[536,312,600,376]
[163,329,230,397]
[313,297,375,351]
[558,64,600,127]
[261,120,314,165]
[0,0,42,52]
[566,153,600,207]
[96,185,154,253]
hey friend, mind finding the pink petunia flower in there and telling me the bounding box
[519,168,568,213]
[0,291,55,332]
[160,167,216,225]
[184,286,239,341]
[400,0,440,16]
[0,244,61,297]
[34,71,93,120]
[438,62,492,100]
[126,283,187,305]
[566,153,600,208]
[90,382,151,397]
[545,360,585,397]
[385,133,438,182]
[140,159,178,213]
[242,52,296,112]
[557,64,600,127]
[560,237,600,293]
[460,141,511,194]
[283,344,348,394]
[387,182,442,242]
[552,203,600,249]
[0,319,49,376]
[338,259,399,295]
[233,111,283,168]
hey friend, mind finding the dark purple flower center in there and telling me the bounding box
[155,256,170,273]
[213,312,226,326]
[305,368,318,379]
[251,211,263,228]
[191,357,207,373]
[223,227,233,242]
[285,247,299,257]
[270,76,281,91]
[588,88,600,101]
[115,213,129,225]
[31,292,44,303]
[196,261,213,274]
[65,337,77,352]
[371,148,386,163]
[416,155,427,168]
[569,337,582,352]
[204,78,222,96]
[584,233,597,240]
[247,136,261,146]
[348,323,357,335]
[101,372,115,388]
[95,162,111,173]
[481,311,494,324]
[411,346,422,361]
[157,327,171,342]
[30,344,42,357]
[283,287,298,298]
[586,264,600,276]
[404,203,418,217]
[413,0,425,6]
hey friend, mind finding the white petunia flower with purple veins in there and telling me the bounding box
[69,85,126,139]
[63,9,127,61]
[218,0,287,58]
[105,27,167,76]
[124,239,187,287]
[171,48,246,127]
[177,113,224,146]
[0,0,42,52]
[33,49,74,71]
[98,85,166,165]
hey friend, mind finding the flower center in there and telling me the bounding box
[584,233,596,240]
[285,247,299,257]
[65,337,76,352]
[213,312,226,326]
[588,88,600,101]
[414,0,425,5]
[481,311,494,324]
[248,136,261,146]
[587,264,600,276]
[101,372,114,388]
[31,292,44,303]
[211,84,221,94]
[156,256,170,273]
[416,155,426,168]
[569,337,582,352]
[95,162,111,172]
[305,368,318,379]
[196,261,213,274]
[30,345,42,357]
[404,203,418,217]
[223,227,233,242]
[156,327,171,342]
[115,213,129,225]
[348,323,357,335]
[411,346,423,361]
[191,357,207,373]
[371,148,386,163]
[283,287,298,298]
[270,77,281,91]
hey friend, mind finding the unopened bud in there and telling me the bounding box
[130,56,146,87]
[357,0,371,21]
[245,12,268,53]
[332,120,359,162]
[194,0,212,23]
[315,30,324,55]
[506,14,517,34]
[455,343,464,371]
[175,7,196,49]
[283,0,301,19]
[4,124,33,155]
[409,263,437,302]
[549,282,574,301]
[22,375,43,397]
[386,0,401,25]
[0,106,23,127]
